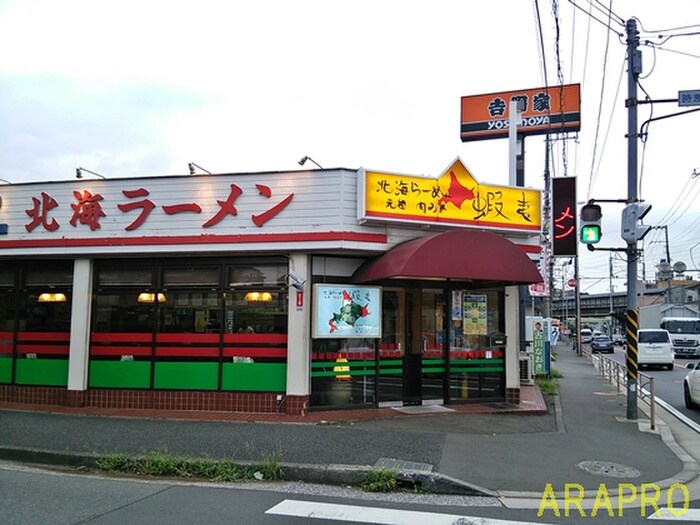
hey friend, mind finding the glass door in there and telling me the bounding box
[421,290,446,404]
[377,289,405,406]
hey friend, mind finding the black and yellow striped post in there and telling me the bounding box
[625,309,639,420]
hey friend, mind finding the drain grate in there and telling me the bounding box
[375,457,433,472]
[577,460,641,478]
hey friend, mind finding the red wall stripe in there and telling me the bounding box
[91,333,152,343]
[17,344,69,355]
[222,347,287,359]
[17,332,70,342]
[0,231,388,249]
[155,333,219,344]
[155,346,220,357]
[90,346,153,357]
[223,333,287,344]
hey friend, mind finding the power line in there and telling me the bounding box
[653,45,700,61]
[585,0,615,200]
[567,0,624,34]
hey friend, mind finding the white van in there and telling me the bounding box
[580,328,593,344]
[638,329,674,370]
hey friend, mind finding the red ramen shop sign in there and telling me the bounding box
[460,84,581,142]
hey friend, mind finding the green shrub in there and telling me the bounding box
[95,450,281,483]
[361,469,397,492]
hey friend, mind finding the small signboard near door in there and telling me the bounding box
[312,285,382,339]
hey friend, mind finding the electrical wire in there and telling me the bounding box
[636,19,700,34]
[552,0,569,175]
[534,0,550,88]
[591,0,625,26]
[589,55,625,196]
[653,45,700,60]
[585,0,615,200]
[567,0,624,34]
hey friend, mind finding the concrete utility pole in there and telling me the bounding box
[625,18,641,421]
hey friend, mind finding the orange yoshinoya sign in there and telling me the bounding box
[359,159,541,232]
[460,83,581,142]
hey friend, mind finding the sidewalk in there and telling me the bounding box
[1,343,698,503]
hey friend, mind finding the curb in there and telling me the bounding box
[0,446,495,497]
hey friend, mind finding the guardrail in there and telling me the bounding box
[580,344,656,430]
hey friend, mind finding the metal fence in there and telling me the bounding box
[580,344,656,430]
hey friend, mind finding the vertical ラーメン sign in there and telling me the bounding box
[552,176,577,256]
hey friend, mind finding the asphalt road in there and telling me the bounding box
[4,460,695,525]
[593,344,700,425]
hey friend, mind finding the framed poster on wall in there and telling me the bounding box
[312,284,382,339]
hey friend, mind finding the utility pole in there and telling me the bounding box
[625,18,641,421]
[652,225,673,303]
[609,253,614,314]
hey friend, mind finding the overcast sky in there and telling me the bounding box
[1,0,699,294]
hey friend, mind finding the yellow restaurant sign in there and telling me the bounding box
[359,158,541,232]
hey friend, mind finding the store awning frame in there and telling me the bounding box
[351,230,542,286]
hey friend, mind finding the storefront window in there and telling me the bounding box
[94,266,156,333]
[19,292,71,332]
[93,291,155,333]
[163,267,219,287]
[89,258,290,392]
[13,263,73,387]
[224,290,286,334]
[160,292,222,333]
[0,289,15,333]
[310,338,376,407]
[0,269,15,287]
[229,264,286,287]
[97,268,153,287]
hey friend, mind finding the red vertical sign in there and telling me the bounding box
[552,177,577,256]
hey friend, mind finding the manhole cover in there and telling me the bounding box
[577,461,641,478]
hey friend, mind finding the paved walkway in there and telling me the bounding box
[1,343,699,505]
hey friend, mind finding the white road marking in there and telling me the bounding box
[266,499,547,524]
[649,508,700,520]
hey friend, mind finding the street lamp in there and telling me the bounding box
[188,162,211,175]
[76,168,105,180]
[298,156,323,169]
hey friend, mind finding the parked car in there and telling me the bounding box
[637,329,674,370]
[684,361,700,410]
[591,335,614,353]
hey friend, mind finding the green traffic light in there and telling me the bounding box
[580,225,601,243]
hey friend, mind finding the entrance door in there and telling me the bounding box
[402,289,422,405]
[420,289,447,404]
[377,290,405,407]
[378,288,448,406]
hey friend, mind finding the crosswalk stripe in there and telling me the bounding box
[265,499,546,524]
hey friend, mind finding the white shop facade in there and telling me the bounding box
[0,159,542,415]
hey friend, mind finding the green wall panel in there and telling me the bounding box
[0,357,12,383]
[89,361,152,388]
[15,359,68,387]
[222,362,286,392]
[154,362,219,390]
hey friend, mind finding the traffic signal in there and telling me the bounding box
[580,203,602,244]
[621,202,652,242]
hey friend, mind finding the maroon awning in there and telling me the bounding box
[351,230,541,285]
